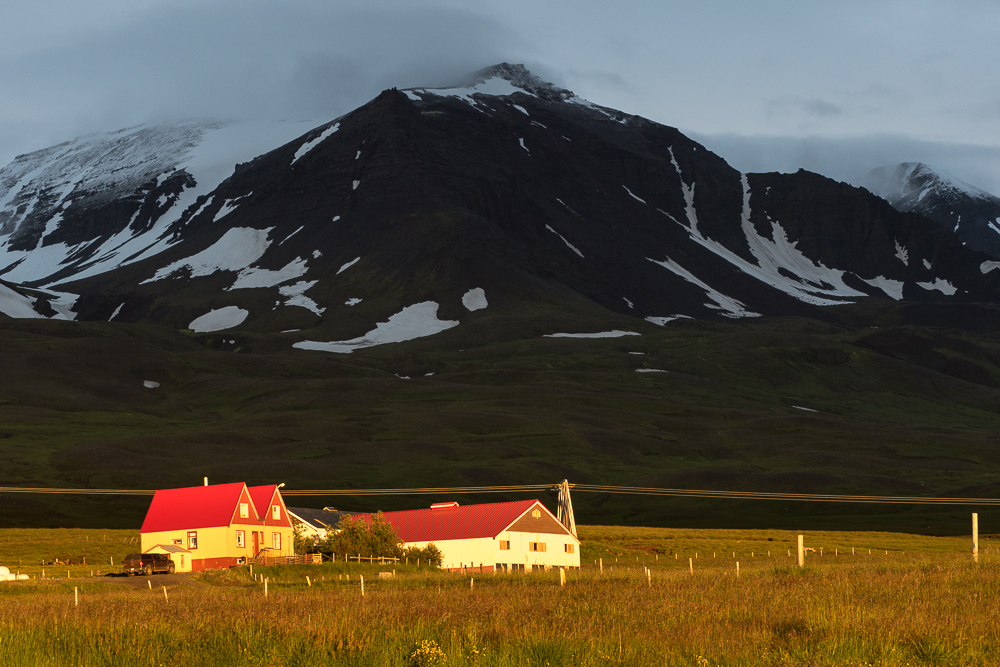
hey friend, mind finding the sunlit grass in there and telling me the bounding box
[0,526,996,665]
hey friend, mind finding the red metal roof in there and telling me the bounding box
[140,482,251,533]
[364,499,557,543]
[248,485,291,527]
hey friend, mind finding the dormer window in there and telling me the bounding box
[271,505,280,520]
[239,503,249,518]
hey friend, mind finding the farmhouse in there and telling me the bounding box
[369,499,580,572]
[140,482,294,571]
[287,506,357,545]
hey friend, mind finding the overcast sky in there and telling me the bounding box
[3,0,1000,192]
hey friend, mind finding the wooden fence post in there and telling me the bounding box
[797,535,804,568]
[689,557,693,574]
[360,575,364,597]
[74,586,78,607]
[973,513,980,564]
[162,586,168,602]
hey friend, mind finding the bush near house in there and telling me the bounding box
[403,543,443,568]
[317,513,444,566]
[320,512,404,560]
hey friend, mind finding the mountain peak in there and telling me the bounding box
[868,162,996,206]
[461,63,576,102]
[404,62,577,103]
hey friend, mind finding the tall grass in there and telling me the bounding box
[2,546,999,666]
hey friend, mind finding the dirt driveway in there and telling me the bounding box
[90,572,208,589]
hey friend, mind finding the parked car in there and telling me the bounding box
[122,553,175,575]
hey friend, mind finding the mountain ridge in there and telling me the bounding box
[1,65,999,350]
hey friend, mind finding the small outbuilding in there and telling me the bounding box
[143,544,193,572]
[366,499,581,572]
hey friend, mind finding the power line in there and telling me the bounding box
[0,483,997,505]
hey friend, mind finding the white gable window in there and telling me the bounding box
[239,503,249,518]
[271,505,281,520]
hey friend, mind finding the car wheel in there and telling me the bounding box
[167,563,175,574]
[144,565,152,576]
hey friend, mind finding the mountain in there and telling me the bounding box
[4,65,1000,529]
[0,63,994,352]
[867,162,1000,260]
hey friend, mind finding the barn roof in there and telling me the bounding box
[365,499,557,542]
[140,482,251,533]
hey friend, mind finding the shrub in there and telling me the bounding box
[404,543,443,567]
[319,512,404,560]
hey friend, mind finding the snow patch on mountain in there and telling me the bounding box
[662,170,866,307]
[189,306,248,332]
[645,315,692,325]
[291,123,340,165]
[143,227,272,283]
[0,283,43,318]
[279,280,324,315]
[623,186,646,204]
[894,241,909,266]
[462,287,488,311]
[337,257,360,274]
[917,278,958,295]
[229,257,309,290]
[545,225,584,258]
[648,256,761,318]
[293,301,458,353]
[545,331,640,338]
[861,275,905,300]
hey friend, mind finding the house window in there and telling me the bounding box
[236,530,245,548]
[271,505,281,520]
[273,532,281,550]
[187,531,198,550]
[239,503,249,518]
[172,538,182,546]
[499,540,510,551]
[531,509,540,518]
[565,544,575,554]
[529,542,546,552]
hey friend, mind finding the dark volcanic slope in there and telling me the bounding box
[5,65,1000,345]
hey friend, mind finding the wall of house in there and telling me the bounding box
[405,531,580,572]
[141,523,292,567]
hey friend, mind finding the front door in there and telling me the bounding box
[252,530,259,556]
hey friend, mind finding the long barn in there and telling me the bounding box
[366,499,580,572]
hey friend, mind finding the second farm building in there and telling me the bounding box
[339,499,580,572]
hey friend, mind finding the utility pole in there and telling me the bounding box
[556,479,577,537]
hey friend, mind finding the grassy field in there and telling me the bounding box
[0,526,997,666]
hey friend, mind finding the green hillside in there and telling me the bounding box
[2,303,1000,533]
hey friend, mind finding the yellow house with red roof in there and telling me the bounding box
[140,482,294,571]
